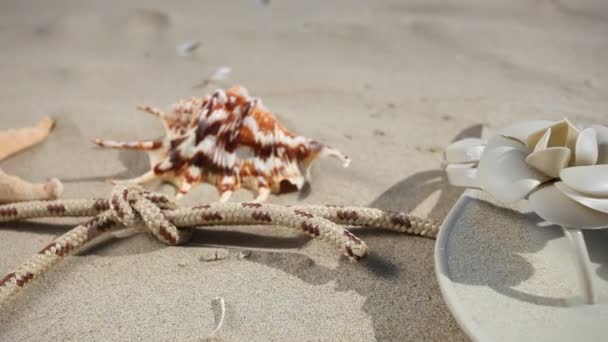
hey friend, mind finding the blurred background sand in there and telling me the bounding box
[0,0,606,340]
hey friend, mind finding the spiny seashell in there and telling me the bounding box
[94,85,350,202]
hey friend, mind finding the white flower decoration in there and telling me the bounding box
[445,119,608,229]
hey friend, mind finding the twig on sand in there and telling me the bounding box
[176,41,201,57]
[205,297,226,339]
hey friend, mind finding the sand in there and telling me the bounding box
[0,0,607,340]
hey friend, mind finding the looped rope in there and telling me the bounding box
[109,186,191,245]
[0,185,440,304]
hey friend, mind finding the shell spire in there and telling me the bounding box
[94,86,350,202]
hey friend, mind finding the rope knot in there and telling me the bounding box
[109,185,190,245]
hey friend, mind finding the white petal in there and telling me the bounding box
[445,163,479,188]
[532,128,551,152]
[592,125,608,164]
[528,184,608,229]
[444,138,486,164]
[526,118,579,151]
[592,125,608,142]
[574,127,598,166]
[525,147,571,178]
[498,120,555,144]
[477,136,549,203]
[560,165,608,196]
[555,182,608,214]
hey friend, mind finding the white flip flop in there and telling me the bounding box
[436,189,608,341]
[438,119,608,341]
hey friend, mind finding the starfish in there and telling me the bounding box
[0,116,63,203]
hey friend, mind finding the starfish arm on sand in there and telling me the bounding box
[0,116,55,161]
[0,185,440,304]
[0,169,63,203]
[0,116,64,203]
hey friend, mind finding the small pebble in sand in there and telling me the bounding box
[373,129,386,137]
[200,249,230,262]
[238,250,252,260]
[415,146,442,153]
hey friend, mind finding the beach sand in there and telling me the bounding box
[0,0,606,340]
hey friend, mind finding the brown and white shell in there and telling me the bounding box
[94,86,350,202]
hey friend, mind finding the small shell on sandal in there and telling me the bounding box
[574,127,598,166]
[498,120,555,144]
[444,138,486,164]
[445,163,479,188]
[526,118,579,152]
[592,125,608,164]
[560,164,608,197]
[528,183,608,229]
[525,146,571,178]
[554,181,608,214]
[532,128,551,152]
[476,135,549,203]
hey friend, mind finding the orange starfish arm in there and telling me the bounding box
[0,116,54,161]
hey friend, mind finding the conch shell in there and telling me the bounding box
[94,86,350,202]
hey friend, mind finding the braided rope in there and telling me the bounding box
[0,186,439,304]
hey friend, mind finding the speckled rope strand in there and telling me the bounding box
[0,186,439,304]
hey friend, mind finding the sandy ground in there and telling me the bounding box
[0,0,606,340]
